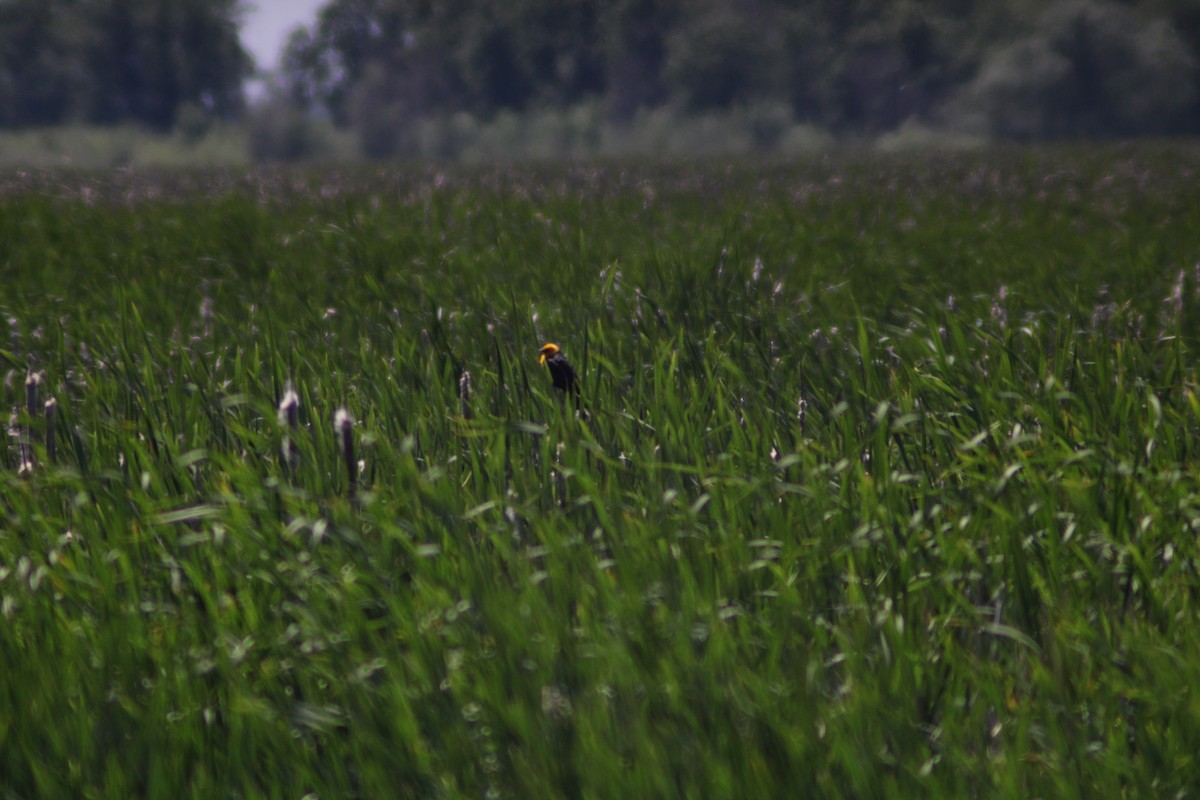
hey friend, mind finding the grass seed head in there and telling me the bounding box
[554,440,567,506]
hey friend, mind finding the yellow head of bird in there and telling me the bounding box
[539,342,560,365]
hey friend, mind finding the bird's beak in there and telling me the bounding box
[539,353,548,365]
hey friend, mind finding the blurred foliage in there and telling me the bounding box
[1,0,1197,149]
[0,106,833,168]
[0,0,250,130]
[951,0,1198,139]
[278,0,1200,154]
[246,85,339,164]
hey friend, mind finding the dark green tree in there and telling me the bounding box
[0,0,87,126]
[662,2,774,111]
[285,0,605,122]
[954,0,1198,139]
[83,0,251,129]
[284,0,609,154]
[0,0,250,129]
[599,0,676,119]
[279,0,1200,143]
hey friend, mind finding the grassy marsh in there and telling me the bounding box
[3,147,1200,797]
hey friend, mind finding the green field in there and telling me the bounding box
[3,146,1200,797]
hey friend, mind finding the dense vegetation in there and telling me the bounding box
[0,0,249,130]
[282,0,1199,154]
[3,0,1198,157]
[3,146,1200,796]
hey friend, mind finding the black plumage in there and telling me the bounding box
[539,343,579,397]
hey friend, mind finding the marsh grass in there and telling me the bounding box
[2,148,1200,797]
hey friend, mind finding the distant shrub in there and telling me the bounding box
[875,118,989,152]
[331,99,836,162]
[415,113,480,161]
[246,93,334,163]
[347,62,421,160]
[0,104,839,167]
[0,123,255,169]
[598,103,831,159]
[174,103,214,145]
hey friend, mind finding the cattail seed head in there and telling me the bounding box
[11,408,32,476]
[459,370,473,420]
[335,408,356,499]
[278,384,300,429]
[199,296,214,336]
[44,397,56,464]
[7,408,19,466]
[278,384,300,470]
[25,371,41,418]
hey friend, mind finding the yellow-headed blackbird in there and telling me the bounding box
[539,343,579,397]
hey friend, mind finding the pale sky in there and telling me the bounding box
[240,0,327,72]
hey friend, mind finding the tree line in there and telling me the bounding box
[278,0,1198,146]
[0,0,248,130]
[1,0,1197,150]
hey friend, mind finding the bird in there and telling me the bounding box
[538,342,579,397]
[538,342,590,420]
